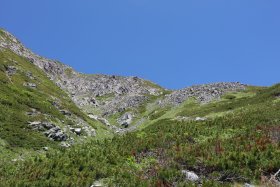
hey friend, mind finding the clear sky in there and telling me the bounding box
[1,1,279,89]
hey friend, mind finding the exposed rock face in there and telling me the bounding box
[118,112,133,128]
[100,95,148,116]
[161,82,246,106]
[0,30,164,115]
[63,75,161,116]
[0,29,249,134]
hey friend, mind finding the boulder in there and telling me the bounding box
[26,71,35,79]
[181,170,199,182]
[60,110,71,116]
[91,181,103,187]
[42,121,55,130]
[6,65,17,76]
[121,122,129,128]
[44,127,67,141]
[83,126,96,137]
[70,128,82,135]
[118,112,133,127]
[24,82,37,88]
[28,121,44,131]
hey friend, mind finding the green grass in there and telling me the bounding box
[0,49,107,155]
[176,88,262,118]
[1,83,280,186]
[1,29,279,186]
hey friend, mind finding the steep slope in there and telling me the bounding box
[0,29,247,132]
[0,29,167,130]
[0,31,109,161]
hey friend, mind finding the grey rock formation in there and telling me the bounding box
[82,126,96,137]
[23,82,37,88]
[0,29,249,134]
[118,112,133,128]
[6,65,17,76]
[44,127,67,141]
[181,170,200,182]
[0,30,164,116]
[26,71,35,80]
[70,128,82,135]
[28,121,67,141]
[100,95,148,116]
[60,110,71,116]
[161,82,246,106]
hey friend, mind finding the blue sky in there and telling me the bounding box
[1,1,280,89]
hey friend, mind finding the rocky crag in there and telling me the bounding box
[161,82,246,106]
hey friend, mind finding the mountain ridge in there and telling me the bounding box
[0,30,245,113]
[0,29,249,136]
[1,28,280,186]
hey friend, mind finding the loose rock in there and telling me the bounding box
[182,170,199,182]
[24,82,37,88]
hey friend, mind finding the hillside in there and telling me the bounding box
[0,29,279,186]
[0,30,111,159]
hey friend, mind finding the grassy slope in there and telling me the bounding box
[1,83,280,186]
[0,49,109,161]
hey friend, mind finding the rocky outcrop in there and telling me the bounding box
[0,29,248,134]
[44,127,68,141]
[70,128,82,135]
[117,112,133,128]
[161,82,246,106]
[28,120,96,142]
[0,29,164,116]
[28,121,67,141]
[23,82,37,88]
[182,170,200,182]
[5,65,17,76]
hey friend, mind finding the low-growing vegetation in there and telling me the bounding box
[1,81,280,186]
[0,49,103,155]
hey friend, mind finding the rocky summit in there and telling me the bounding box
[0,29,279,187]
